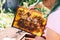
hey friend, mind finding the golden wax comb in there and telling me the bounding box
[12,6,46,36]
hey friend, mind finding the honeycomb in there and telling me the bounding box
[12,6,46,36]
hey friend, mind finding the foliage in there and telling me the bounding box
[20,0,42,7]
[0,0,15,28]
[0,13,14,28]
